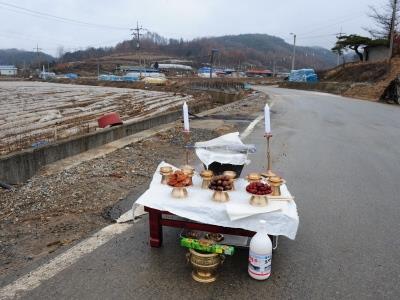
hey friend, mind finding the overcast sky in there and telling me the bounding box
[0,0,389,56]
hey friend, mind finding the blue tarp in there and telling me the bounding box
[98,74,139,82]
[289,69,318,83]
[198,67,211,73]
[122,74,140,81]
[65,73,78,79]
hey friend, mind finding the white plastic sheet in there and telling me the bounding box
[195,132,250,167]
[135,162,299,239]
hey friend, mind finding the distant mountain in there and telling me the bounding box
[61,33,337,71]
[0,49,54,67]
[162,34,337,70]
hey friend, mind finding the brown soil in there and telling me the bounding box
[297,57,400,101]
[321,61,390,83]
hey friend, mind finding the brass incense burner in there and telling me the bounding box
[269,176,285,196]
[160,166,173,185]
[186,248,225,283]
[200,170,213,189]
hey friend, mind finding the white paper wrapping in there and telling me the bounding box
[194,132,250,167]
[135,162,299,239]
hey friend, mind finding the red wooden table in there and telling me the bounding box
[145,206,257,247]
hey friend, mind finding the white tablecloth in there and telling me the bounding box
[135,162,299,239]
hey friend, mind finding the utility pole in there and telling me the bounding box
[131,21,145,77]
[273,60,276,77]
[209,49,218,79]
[290,33,296,71]
[131,21,144,50]
[33,44,42,71]
[389,0,398,61]
[336,27,344,66]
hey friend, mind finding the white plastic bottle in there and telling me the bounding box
[248,220,272,280]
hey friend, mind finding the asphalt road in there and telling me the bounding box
[6,86,400,299]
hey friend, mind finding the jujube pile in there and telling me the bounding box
[246,182,272,195]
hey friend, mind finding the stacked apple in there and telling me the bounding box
[246,181,272,195]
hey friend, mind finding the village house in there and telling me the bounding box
[0,65,17,76]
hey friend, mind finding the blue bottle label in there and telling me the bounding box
[248,251,271,277]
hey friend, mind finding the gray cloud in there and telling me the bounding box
[0,0,387,56]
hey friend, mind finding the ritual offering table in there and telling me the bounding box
[136,162,299,248]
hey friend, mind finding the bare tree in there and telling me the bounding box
[365,0,399,39]
[56,45,65,61]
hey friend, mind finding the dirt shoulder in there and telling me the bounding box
[280,58,400,103]
[0,92,268,282]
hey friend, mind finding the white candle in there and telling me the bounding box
[264,104,271,133]
[183,102,190,131]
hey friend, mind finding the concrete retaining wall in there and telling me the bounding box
[0,92,243,183]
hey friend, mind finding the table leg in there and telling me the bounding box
[148,208,163,247]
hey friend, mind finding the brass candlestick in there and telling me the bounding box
[262,133,277,179]
[266,133,272,173]
[183,130,190,165]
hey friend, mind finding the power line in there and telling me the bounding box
[298,14,365,36]
[297,33,338,40]
[0,30,125,53]
[0,1,129,30]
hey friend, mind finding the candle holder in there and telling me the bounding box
[264,132,273,175]
[183,130,191,165]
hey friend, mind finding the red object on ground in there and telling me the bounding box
[98,112,123,128]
